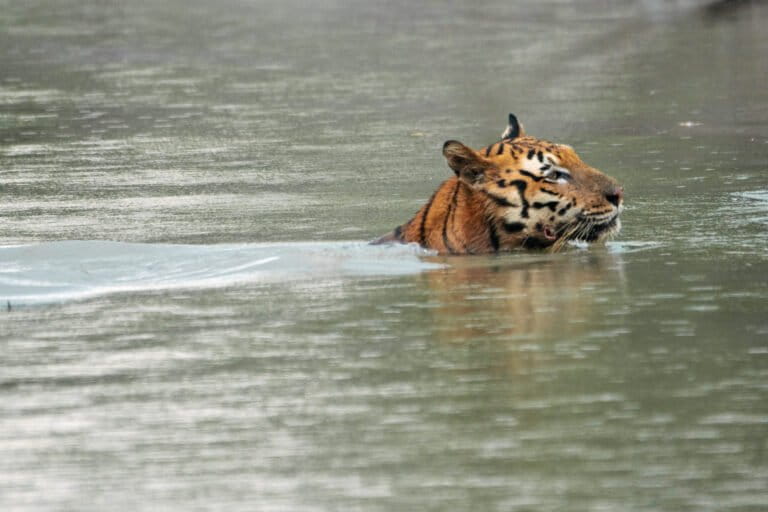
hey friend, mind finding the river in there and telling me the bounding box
[1,1,767,510]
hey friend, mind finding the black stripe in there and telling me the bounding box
[503,221,525,233]
[481,190,518,208]
[418,190,438,247]
[485,144,493,157]
[557,203,572,216]
[540,188,559,196]
[527,148,536,160]
[488,219,500,251]
[393,225,403,240]
[537,151,544,162]
[449,182,466,252]
[450,181,461,209]
[532,201,560,212]
[442,182,460,254]
[518,170,542,181]
[496,179,507,188]
[508,179,530,218]
[496,142,505,155]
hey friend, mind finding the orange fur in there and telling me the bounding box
[374,115,623,254]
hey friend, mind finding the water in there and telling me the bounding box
[1,0,768,510]
[0,241,442,305]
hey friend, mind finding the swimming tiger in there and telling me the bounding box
[373,114,624,254]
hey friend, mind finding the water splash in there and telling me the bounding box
[0,241,441,306]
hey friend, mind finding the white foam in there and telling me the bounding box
[0,241,441,306]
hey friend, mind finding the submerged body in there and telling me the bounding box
[375,114,624,254]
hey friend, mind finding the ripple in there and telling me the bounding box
[0,240,441,306]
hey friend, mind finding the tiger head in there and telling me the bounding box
[442,114,623,249]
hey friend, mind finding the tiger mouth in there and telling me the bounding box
[544,213,620,245]
[524,212,621,250]
[576,214,621,242]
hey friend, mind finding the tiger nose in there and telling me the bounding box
[605,186,624,207]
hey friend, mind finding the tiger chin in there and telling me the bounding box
[373,113,624,254]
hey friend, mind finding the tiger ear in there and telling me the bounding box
[443,140,492,185]
[501,113,525,140]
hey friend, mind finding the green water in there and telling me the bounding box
[1,1,767,510]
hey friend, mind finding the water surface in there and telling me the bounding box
[1,1,767,511]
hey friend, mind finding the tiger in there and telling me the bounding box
[373,113,624,254]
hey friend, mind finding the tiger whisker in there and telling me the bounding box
[550,220,583,253]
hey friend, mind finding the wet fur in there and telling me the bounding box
[374,115,623,254]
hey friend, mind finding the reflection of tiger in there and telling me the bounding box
[423,252,624,347]
[374,114,624,254]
